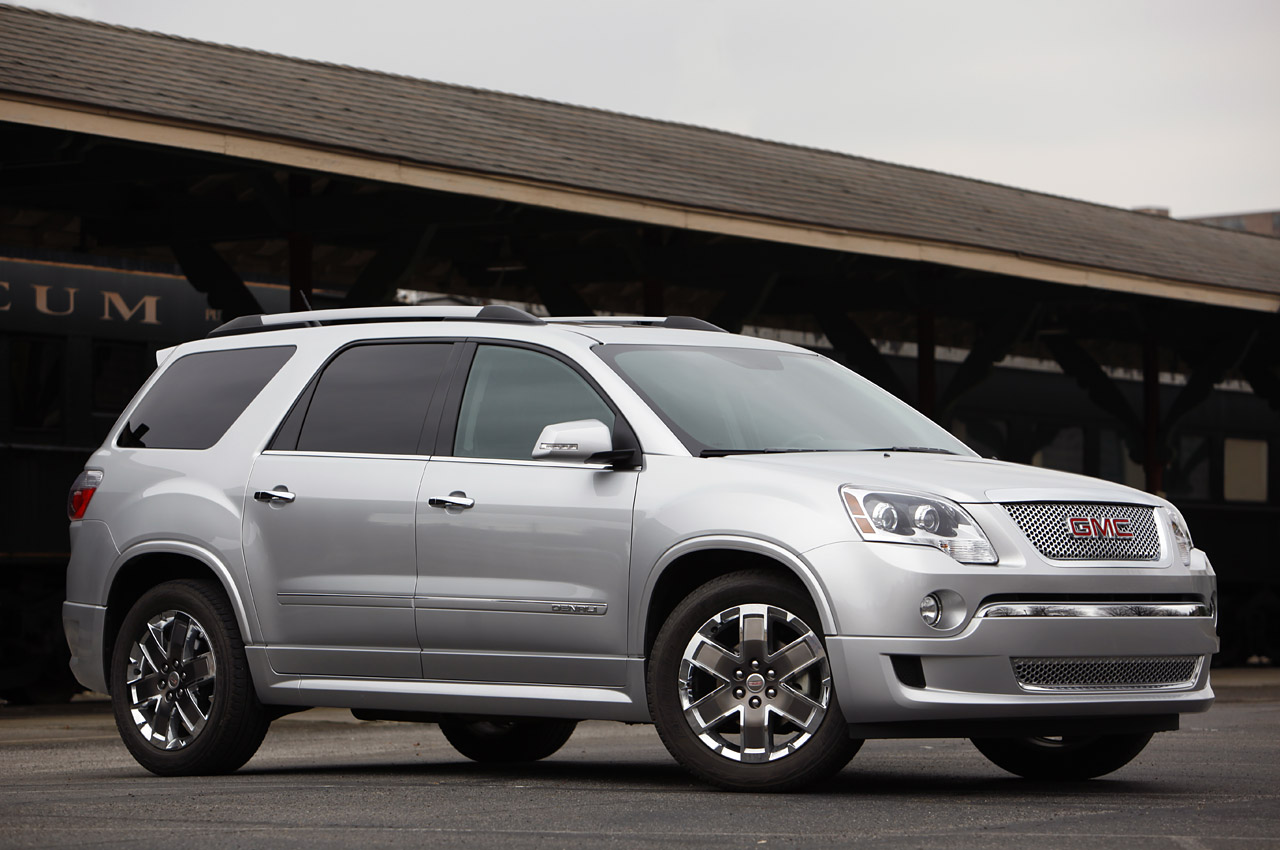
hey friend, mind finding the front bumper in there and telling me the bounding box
[807,535,1218,733]
[827,612,1216,730]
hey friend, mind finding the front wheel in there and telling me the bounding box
[439,718,578,763]
[648,570,861,792]
[971,732,1154,780]
[109,579,269,775]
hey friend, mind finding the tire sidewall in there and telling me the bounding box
[648,571,857,791]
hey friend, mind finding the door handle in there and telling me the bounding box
[428,493,475,509]
[254,488,296,504]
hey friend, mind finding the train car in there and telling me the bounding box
[0,254,288,701]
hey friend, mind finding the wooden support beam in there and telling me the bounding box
[708,273,778,333]
[813,302,909,400]
[169,241,262,319]
[939,304,1039,416]
[342,224,439,307]
[288,173,313,311]
[1143,335,1163,493]
[530,273,594,316]
[1041,334,1144,464]
[917,305,936,419]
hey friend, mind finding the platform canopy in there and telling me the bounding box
[2,3,1278,315]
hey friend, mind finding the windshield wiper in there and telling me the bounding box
[700,448,834,457]
[859,446,957,455]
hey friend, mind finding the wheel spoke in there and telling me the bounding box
[769,684,825,733]
[176,690,208,738]
[165,614,190,664]
[687,635,741,682]
[131,672,164,704]
[739,705,771,760]
[739,609,769,662]
[685,685,740,733]
[139,629,166,674]
[181,652,216,688]
[151,693,176,744]
[768,635,820,680]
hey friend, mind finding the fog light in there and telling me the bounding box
[920,593,942,627]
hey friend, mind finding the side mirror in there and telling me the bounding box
[531,419,614,463]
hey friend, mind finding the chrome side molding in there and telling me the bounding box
[976,602,1211,619]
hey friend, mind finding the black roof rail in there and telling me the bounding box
[207,305,545,338]
[660,316,727,332]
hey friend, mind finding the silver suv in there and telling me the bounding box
[63,305,1217,791]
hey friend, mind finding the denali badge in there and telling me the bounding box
[1067,517,1134,539]
[549,603,605,615]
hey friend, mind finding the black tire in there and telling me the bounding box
[647,569,861,792]
[439,717,578,763]
[109,579,269,776]
[971,732,1154,780]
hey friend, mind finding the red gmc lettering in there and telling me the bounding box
[1067,517,1133,538]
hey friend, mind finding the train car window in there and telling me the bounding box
[10,335,64,432]
[294,343,452,455]
[117,346,295,450]
[92,341,152,414]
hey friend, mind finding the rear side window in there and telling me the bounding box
[293,343,453,455]
[118,346,294,449]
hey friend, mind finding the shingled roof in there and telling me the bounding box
[2,3,1278,309]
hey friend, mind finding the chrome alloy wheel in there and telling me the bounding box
[677,603,831,763]
[124,609,217,750]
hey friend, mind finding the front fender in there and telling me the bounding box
[632,534,838,654]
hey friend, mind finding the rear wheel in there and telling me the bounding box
[439,718,578,763]
[110,579,269,775]
[648,570,860,792]
[971,732,1153,779]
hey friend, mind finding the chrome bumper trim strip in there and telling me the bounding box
[976,602,1211,619]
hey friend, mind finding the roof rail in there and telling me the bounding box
[207,304,545,338]
[546,316,727,332]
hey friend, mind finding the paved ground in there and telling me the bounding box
[1,670,1277,849]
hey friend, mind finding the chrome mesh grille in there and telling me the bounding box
[1001,502,1161,561]
[1012,656,1201,691]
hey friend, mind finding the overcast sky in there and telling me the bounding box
[17,0,1280,218]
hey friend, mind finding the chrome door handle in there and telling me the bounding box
[254,489,296,504]
[428,494,475,509]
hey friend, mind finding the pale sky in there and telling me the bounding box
[15,0,1280,218]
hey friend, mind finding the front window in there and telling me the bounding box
[597,344,973,457]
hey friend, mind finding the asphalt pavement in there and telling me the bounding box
[1,670,1277,849]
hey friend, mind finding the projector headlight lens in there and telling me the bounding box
[842,486,997,564]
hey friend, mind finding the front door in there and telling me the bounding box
[415,343,638,687]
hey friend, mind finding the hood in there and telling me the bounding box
[719,451,1164,506]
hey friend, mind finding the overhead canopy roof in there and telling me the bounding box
[2,3,1278,311]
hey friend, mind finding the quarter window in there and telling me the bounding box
[454,346,614,460]
[118,346,294,449]
[295,343,452,455]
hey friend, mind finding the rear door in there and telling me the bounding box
[414,343,638,687]
[243,341,458,678]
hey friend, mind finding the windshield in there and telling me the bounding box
[597,344,974,457]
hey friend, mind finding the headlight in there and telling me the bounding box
[1166,505,1193,567]
[841,486,997,564]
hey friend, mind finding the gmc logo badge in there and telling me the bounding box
[1067,517,1134,539]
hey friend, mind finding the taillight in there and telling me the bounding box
[68,469,103,520]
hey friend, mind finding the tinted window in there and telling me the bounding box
[454,346,614,460]
[10,335,64,432]
[118,346,294,449]
[296,343,452,455]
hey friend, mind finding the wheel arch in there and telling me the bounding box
[102,542,255,691]
[638,536,836,659]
